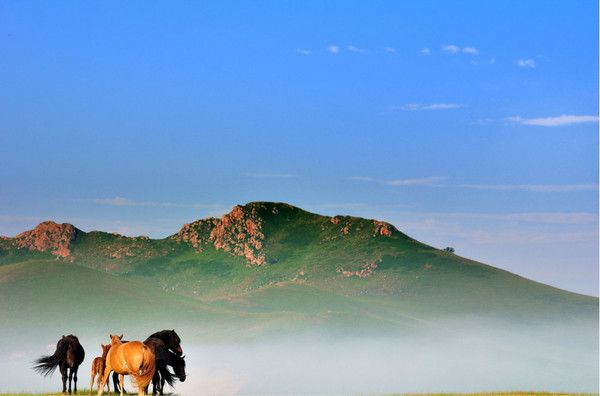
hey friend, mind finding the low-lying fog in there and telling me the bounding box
[2,322,597,394]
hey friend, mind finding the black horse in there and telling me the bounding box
[145,338,187,395]
[113,329,183,394]
[33,334,85,394]
[147,329,183,355]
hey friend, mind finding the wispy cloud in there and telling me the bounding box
[516,59,536,68]
[393,103,464,111]
[93,197,227,209]
[350,176,447,187]
[327,45,340,54]
[408,211,598,225]
[347,45,366,53]
[442,45,480,56]
[295,48,312,55]
[348,176,376,182]
[462,47,479,55]
[507,115,599,127]
[442,44,461,54]
[384,47,396,53]
[463,184,599,192]
[385,176,447,186]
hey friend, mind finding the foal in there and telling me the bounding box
[89,344,111,395]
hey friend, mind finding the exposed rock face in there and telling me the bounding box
[373,220,394,237]
[173,205,266,266]
[14,221,80,257]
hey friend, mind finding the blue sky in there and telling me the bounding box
[0,1,598,295]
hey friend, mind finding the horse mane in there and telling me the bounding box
[147,330,175,342]
[161,365,176,387]
[33,337,71,377]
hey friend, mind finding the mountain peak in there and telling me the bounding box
[14,221,82,257]
[172,201,399,266]
[173,203,267,265]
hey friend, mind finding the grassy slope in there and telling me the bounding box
[0,202,597,337]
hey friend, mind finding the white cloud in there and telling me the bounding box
[384,47,396,53]
[442,44,461,54]
[462,47,479,55]
[348,176,376,182]
[295,48,312,55]
[348,175,446,187]
[507,115,599,127]
[516,59,536,68]
[93,197,227,209]
[393,103,464,111]
[411,212,598,225]
[94,197,144,206]
[462,184,599,192]
[385,176,447,186]
[420,48,431,55]
[327,45,340,54]
[347,45,366,53]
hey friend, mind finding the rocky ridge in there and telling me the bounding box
[14,221,81,257]
[173,204,267,265]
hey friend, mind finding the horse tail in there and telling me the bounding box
[33,338,69,377]
[134,345,156,391]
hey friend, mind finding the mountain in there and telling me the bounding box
[0,201,597,339]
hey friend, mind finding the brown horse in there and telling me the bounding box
[89,344,111,395]
[98,334,155,396]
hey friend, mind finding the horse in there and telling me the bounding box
[160,350,186,393]
[147,329,183,355]
[144,338,186,395]
[33,334,85,394]
[113,329,184,394]
[89,343,111,395]
[98,334,155,396]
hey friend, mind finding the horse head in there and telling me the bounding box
[173,353,186,382]
[101,343,111,358]
[109,334,123,345]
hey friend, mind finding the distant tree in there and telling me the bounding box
[444,247,455,253]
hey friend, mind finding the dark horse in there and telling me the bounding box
[33,334,85,394]
[145,338,187,395]
[113,329,183,394]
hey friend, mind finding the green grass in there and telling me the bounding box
[0,201,597,340]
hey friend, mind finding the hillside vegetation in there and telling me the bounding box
[0,202,597,339]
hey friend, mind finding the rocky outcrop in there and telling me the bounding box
[14,221,81,257]
[373,220,394,237]
[173,205,266,266]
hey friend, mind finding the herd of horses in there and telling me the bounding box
[32,330,186,396]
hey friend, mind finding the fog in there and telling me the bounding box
[2,321,597,395]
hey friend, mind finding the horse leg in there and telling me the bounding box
[68,367,74,394]
[60,364,68,394]
[73,365,79,393]
[112,372,121,394]
[98,366,112,396]
[151,370,158,395]
[119,374,124,396]
[90,366,96,395]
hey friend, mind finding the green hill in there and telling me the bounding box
[0,201,597,338]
